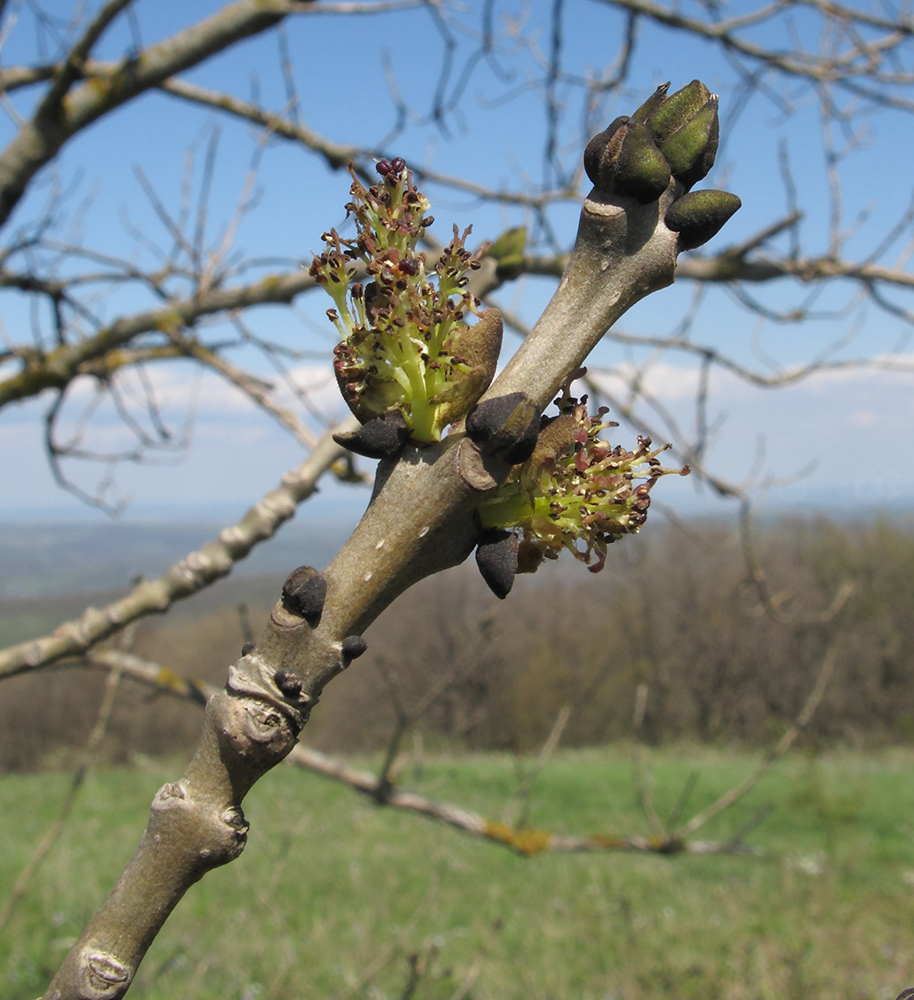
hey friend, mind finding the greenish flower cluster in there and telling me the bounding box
[309,159,501,446]
[478,383,689,574]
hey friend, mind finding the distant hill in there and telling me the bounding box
[1,500,912,599]
[0,516,357,598]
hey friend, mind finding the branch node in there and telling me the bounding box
[81,949,130,1000]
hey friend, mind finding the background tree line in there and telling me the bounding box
[3,514,911,772]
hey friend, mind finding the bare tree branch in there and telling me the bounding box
[0,0,319,227]
[0,420,355,679]
[82,646,760,858]
[0,268,319,407]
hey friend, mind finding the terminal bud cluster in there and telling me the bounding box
[584,79,741,251]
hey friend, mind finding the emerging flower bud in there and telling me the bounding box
[657,95,719,188]
[311,163,501,446]
[477,380,689,574]
[643,79,712,144]
[582,79,740,250]
[584,79,723,199]
[584,118,671,203]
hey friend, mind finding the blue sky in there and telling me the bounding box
[1,1,913,528]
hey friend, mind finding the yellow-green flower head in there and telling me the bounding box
[309,160,501,446]
[478,383,689,573]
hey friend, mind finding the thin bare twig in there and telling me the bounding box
[0,419,357,679]
[80,647,758,858]
[676,641,840,839]
[510,703,572,829]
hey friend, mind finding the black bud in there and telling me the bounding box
[341,635,368,661]
[584,116,629,188]
[475,529,520,599]
[241,642,256,656]
[333,410,411,459]
[273,668,303,699]
[466,394,541,465]
[281,566,327,624]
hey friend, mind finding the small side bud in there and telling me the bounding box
[341,635,368,661]
[665,189,742,250]
[273,668,303,699]
[475,529,520,599]
[583,116,629,188]
[613,121,672,203]
[281,566,327,624]
[241,642,256,656]
[659,97,719,187]
[646,79,712,143]
[333,410,411,459]
[466,393,541,465]
[485,227,527,277]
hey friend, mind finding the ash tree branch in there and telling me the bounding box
[597,0,914,96]
[496,241,914,293]
[156,77,578,208]
[0,268,320,409]
[41,82,737,994]
[167,331,320,449]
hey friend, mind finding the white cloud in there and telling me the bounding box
[4,342,914,518]
[848,409,879,428]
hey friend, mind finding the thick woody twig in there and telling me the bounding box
[0,420,356,680]
[41,160,694,999]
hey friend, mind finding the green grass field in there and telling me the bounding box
[2,748,914,1000]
